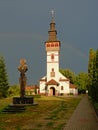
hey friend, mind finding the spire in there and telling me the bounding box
[50,10,55,23]
[48,10,57,41]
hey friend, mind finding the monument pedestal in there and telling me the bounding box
[1,97,37,113]
[13,96,34,104]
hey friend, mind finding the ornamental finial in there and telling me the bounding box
[50,10,55,19]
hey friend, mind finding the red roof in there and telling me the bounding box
[46,79,59,85]
[40,79,46,82]
[26,85,39,91]
[40,77,47,82]
[59,78,69,82]
[70,84,77,89]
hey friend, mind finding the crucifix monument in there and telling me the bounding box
[12,58,34,104]
[18,58,28,98]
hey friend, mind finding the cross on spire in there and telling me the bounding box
[50,10,55,19]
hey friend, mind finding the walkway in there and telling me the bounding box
[63,95,98,130]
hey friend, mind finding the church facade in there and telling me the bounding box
[39,15,78,96]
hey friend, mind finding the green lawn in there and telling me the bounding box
[0,96,81,130]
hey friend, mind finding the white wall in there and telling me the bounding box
[47,51,59,82]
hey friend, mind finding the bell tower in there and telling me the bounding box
[45,10,61,82]
[40,11,72,96]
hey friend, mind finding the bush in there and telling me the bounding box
[8,85,20,97]
[67,93,74,95]
[60,93,64,96]
[94,103,98,109]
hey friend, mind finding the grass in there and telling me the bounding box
[0,95,81,130]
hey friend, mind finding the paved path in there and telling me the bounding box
[63,95,98,130]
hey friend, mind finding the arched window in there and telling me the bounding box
[50,68,55,77]
[51,54,54,60]
[47,43,50,47]
[52,68,54,71]
[55,43,58,47]
[51,43,54,47]
[61,86,63,90]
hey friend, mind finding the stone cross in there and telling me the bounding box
[18,58,28,98]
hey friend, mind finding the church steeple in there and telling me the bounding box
[45,10,60,52]
[48,10,57,41]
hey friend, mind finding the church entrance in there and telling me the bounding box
[50,87,55,96]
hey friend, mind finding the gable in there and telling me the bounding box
[46,79,59,85]
[40,76,47,82]
[59,72,69,81]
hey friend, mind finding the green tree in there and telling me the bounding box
[0,56,9,98]
[92,49,98,102]
[60,68,76,84]
[95,49,98,101]
[88,48,95,97]
[75,72,88,94]
[60,68,88,94]
[8,85,20,97]
[88,48,98,102]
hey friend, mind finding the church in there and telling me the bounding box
[39,12,78,96]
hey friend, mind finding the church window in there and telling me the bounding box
[51,43,54,47]
[50,68,55,77]
[55,43,58,47]
[52,68,54,71]
[51,54,54,60]
[47,43,50,47]
[61,86,63,90]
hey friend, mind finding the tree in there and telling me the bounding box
[60,68,76,84]
[75,72,88,94]
[0,56,9,98]
[92,49,98,102]
[95,49,98,101]
[88,48,95,97]
[88,48,98,102]
[8,85,20,97]
[60,68,88,94]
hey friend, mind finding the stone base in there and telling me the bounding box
[1,96,38,114]
[13,96,34,104]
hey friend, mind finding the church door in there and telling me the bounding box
[50,87,55,96]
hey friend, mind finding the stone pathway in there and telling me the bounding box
[63,95,98,130]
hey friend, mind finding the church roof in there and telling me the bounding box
[70,83,77,89]
[59,78,69,82]
[40,76,47,82]
[26,85,39,91]
[40,78,46,82]
[46,79,59,85]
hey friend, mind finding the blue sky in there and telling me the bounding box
[0,0,98,85]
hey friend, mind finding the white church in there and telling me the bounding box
[39,13,78,96]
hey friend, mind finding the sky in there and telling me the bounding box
[0,0,98,85]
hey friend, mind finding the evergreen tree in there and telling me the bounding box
[0,56,9,98]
